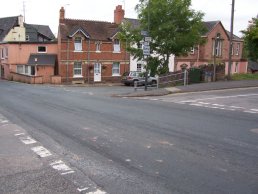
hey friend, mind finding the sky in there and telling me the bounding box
[0,0,257,37]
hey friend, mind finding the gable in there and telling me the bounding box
[68,27,90,38]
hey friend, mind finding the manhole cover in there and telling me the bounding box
[250,129,258,134]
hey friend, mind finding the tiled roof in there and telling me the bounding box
[202,21,220,36]
[0,16,19,41]
[25,24,55,41]
[123,18,140,29]
[27,54,57,66]
[59,19,119,41]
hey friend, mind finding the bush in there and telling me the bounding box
[231,73,258,80]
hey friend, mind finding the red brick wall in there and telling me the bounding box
[58,38,129,83]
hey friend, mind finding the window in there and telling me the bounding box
[5,47,8,58]
[213,34,222,57]
[25,65,29,75]
[38,46,46,53]
[96,41,101,52]
[112,62,120,76]
[0,49,3,59]
[26,35,30,41]
[235,62,238,73]
[74,37,82,51]
[137,64,142,72]
[236,43,240,56]
[17,65,24,74]
[190,47,195,54]
[113,39,120,53]
[73,61,82,77]
[231,43,234,55]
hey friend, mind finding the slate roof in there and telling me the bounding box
[123,18,140,29]
[25,24,55,41]
[0,16,19,41]
[27,54,57,66]
[248,60,258,71]
[0,15,55,42]
[59,19,119,41]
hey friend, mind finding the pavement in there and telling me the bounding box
[115,79,258,97]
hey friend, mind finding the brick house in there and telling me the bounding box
[58,5,129,84]
[0,15,59,84]
[175,21,247,75]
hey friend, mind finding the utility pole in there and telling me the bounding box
[144,0,150,91]
[228,0,235,80]
[23,1,26,22]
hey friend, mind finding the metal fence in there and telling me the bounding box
[133,70,188,91]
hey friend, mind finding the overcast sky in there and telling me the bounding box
[0,0,257,37]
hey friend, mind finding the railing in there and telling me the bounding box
[133,70,188,91]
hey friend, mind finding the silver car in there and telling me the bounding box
[121,71,157,86]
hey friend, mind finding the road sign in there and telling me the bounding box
[143,41,149,46]
[141,30,149,36]
[144,36,152,42]
[143,45,150,56]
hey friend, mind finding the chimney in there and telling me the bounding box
[59,7,65,23]
[114,5,124,25]
[18,15,24,27]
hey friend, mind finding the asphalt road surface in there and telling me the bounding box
[0,80,258,194]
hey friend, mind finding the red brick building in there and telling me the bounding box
[175,21,247,75]
[58,5,129,84]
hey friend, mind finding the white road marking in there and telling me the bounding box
[250,109,258,112]
[77,187,89,192]
[244,111,257,114]
[87,189,106,194]
[50,160,74,175]
[14,133,25,136]
[125,159,131,162]
[31,146,52,157]
[19,136,37,145]
[1,120,9,123]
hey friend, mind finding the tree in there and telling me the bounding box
[242,17,258,61]
[119,0,206,75]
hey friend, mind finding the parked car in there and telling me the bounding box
[121,71,157,86]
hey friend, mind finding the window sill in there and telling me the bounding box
[73,75,83,78]
[112,74,121,77]
[96,51,101,53]
[74,50,83,52]
[113,51,121,54]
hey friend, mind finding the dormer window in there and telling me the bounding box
[113,39,120,53]
[38,46,46,53]
[74,37,82,51]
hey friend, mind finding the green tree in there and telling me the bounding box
[242,17,258,61]
[119,0,206,75]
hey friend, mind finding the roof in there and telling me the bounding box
[27,54,57,66]
[0,16,19,41]
[248,60,258,70]
[59,19,119,41]
[24,23,55,42]
[202,21,220,36]
[123,18,140,29]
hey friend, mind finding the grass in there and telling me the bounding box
[231,73,258,80]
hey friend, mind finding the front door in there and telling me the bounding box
[94,63,101,82]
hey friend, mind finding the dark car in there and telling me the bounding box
[121,71,157,86]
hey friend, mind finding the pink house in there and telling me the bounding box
[0,16,59,84]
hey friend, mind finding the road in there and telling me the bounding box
[0,80,258,194]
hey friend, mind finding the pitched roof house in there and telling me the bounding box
[175,21,247,76]
[58,5,129,84]
[0,15,58,84]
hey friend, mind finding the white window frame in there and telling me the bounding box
[0,49,3,59]
[231,43,234,55]
[38,46,47,53]
[73,61,82,77]
[236,43,240,56]
[26,35,30,41]
[190,47,195,54]
[96,41,101,52]
[112,62,120,76]
[235,62,238,73]
[113,39,120,53]
[212,34,222,57]
[17,65,24,74]
[74,37,82,51]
